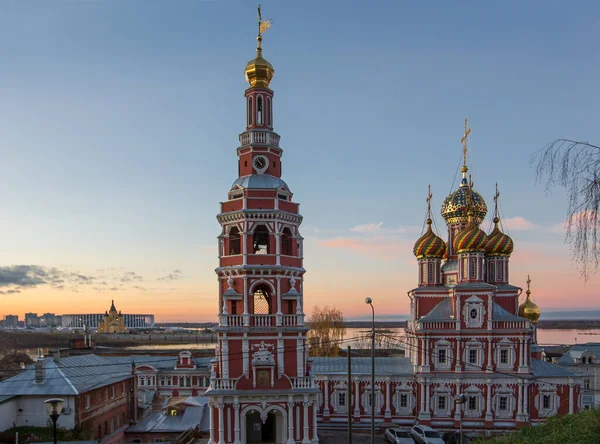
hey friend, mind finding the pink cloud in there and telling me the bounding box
[504,216,536,231]
[350,222,384,233]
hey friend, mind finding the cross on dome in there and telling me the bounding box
[460,117,471,170]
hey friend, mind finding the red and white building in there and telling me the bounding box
[205,16,319,444]
[313,134,582,431]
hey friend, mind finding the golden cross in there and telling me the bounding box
[460,118,471,167]
[426,184,432,214]
[526,275,532,294]
[258,4,262,22]
[493,183,500,216]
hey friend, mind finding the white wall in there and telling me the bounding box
[13,396,76,429]
[0,399,18,431]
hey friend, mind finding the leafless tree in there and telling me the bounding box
[307,305,346,357]
[352,329,405,357]
[532,139,600,280]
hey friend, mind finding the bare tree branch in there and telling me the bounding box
[531,139,600,280]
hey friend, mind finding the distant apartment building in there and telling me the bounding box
[41,312,59,328]
[62,313,155,329]
[3,315,18,328]
[24,313,39,328]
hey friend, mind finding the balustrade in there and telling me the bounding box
[210,378,237,390]
[292,376,314,388]
[239,130,280,147]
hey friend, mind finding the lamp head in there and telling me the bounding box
[365,297,372,305]
[44,398,64,416]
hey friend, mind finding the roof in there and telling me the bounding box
[492,303,528,322]
[231,174,289,191]
[0,354,212,397]
[557,343,600,366]
[0,395,16,403]
[417,298,528,323]
[127,400,209,433]
[312,357,413,375]
[531,358,577,378]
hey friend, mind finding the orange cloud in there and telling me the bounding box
[504,216,536,231]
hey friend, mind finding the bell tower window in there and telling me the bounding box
[428,262,434,284]
[257,96,263,125]
[253,287,271,314]
[253,225,270,254]
[469,257,476,279]
[489,260,495,282]
[247,97,253,126]
[229,227,241,255]
[281,227,293,256]
[497,262,503,281]
[266,97,272,126]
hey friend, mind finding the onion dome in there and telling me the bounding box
[519,275,541,323]
[413,218,446,259]
[441,172,488,224]
[487,216,514,256]
[454,222,488,253]
[245,44,274,88]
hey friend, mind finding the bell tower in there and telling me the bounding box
[206,7,319,444]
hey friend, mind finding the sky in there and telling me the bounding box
[0,1,599,322]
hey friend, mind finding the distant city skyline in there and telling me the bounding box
[0,1,599,322]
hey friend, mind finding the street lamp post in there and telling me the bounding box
[365,297,375,444]
[456,393,466,444]
[44,398,64,444]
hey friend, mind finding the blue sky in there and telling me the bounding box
[0,1,599,321]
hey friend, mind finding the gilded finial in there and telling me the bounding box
[460,118,471,183]
[493,183,500,224]
[426,184,433,223]
[256,4,273,55]
[526,274,531,297]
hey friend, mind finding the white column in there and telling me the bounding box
[323,379,330,417]
[296,405,301,441]
[524,382,529,417]
[385,377,391,419]
[485,381,492,422]
[487,338,492,372]
[218,403,225,444]
[425,381,430,416]
[302,398,310,444]
[278,335,285,377]
[419,381,426,414]
[242,337,249,377]
[287,397,295,444]
[233,401,241,444]
[297,337,304,377]
[243,276,249,326]
[517,382,523,418]
[569,380,574,414]
[222,336,229,378]
[208,402,216,444]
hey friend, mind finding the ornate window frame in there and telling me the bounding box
[432,386,452,417]
[492,385,516,419]
[393,383,415,416]
[332,381,349,414]
[494,338,516,370]
[463,295,486,328]
[463,339,484,370]
[433,339,453,370]
[463,385,484,418]
[535,386,559,418]
[362,383,384,413]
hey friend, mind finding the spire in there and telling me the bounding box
[460,118,471,185]
[526,274,531,299]
[245,5,275,88]
[426,184,433,225]
[110,299,116,312]
[493,182,500,225]
[256,4,273,58]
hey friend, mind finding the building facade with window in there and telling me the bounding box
[555,343,600,410]
[205,11,319,444]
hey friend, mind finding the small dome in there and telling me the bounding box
[442,179,487,224]
[454,223,488,253]
[231,174,289,191]
[519,276,541,323]
[245,48,274,88]
[413,219,446,259]
[486,217,514,256]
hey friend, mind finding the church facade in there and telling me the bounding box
[97,300,127,334]
[204,9,582,442]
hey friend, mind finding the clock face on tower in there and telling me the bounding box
[253,155,268,174]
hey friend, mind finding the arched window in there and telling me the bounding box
[253,286,271,314]
[247,97,253,126]
[489,260,496,282]
[281,227,293,255]
[253,225,270,254]
[497,262,503,281]
[229,227,241,255]
[428,262,434,283]
[266,97,271,126]
[257,96,263,125]
[469,257,476,279]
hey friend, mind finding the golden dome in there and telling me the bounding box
[245,37,274,88]
[518,275,541,323]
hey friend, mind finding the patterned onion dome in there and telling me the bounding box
[486,217,514,256]
[442,181,488,224]
[413,219,446,259]
[454,223,488,253]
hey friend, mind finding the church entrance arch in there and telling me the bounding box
[241,405,286,444]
